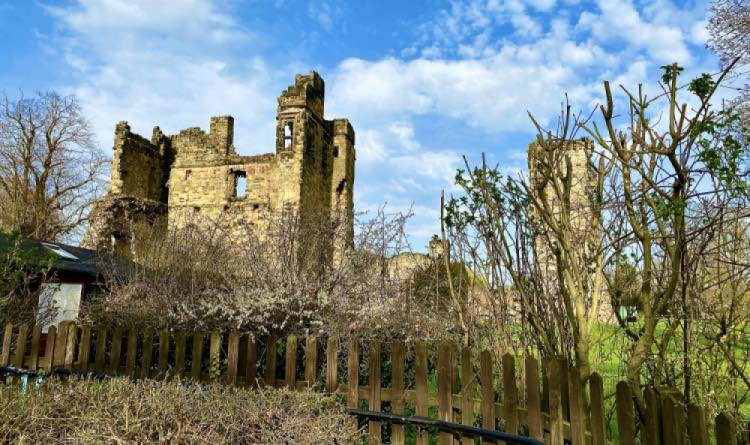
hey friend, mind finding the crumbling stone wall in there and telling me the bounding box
[84,71,356,260]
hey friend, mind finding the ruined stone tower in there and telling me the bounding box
[83,71,355,260]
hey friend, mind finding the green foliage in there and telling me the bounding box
[688,73,716,99]
[0,232,53,325]
[660,64,684,84]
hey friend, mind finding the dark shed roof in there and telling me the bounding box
[0,233,110,280]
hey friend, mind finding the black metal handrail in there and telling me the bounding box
[347,408,544,444]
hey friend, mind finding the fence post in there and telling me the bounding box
[245,336,258,387]
[0,323,12,367]
[108,327,122,375]
[125,327,138,378]
[174,331,186,378]
[589,372,606,445]
[643,387,661,445]
[415,342,428,445]
[157,330,170,379]
[209,332,221,382]
[716,412,736,445]
[325,336,339,392]
[616,381,636,445]
[12,324,28,383]
[438,342,453,445]
[285,335,297,389]
[304,336,317,386]
[29,325,41,371]
[548,357,565,445]
[525,355,543,441]
[191,332,204,380]
[687,403,708,445]
[347,338,360,435]
[264,335,277,386]
[140,329,154,380]
[227,332,240,385]
[78,325,91,372]
[661,391,686,445]
[53,323,68,368]
[461,347,475,445]
[392,341,406,445]
[502,353,519,437]
[568,367,586,445]
[369,340,382,445]
[94,327,107,373]
[480,350,495,445]
[64,323,78,369]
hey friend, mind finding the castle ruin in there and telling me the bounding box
[83,71,355,259]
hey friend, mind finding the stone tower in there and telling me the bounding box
[83,71,356,261]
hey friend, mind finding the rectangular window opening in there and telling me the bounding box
[233,171,247,198]
[284,122,293,149]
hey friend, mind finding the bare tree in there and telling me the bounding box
[0,92,107,242]
[708,0,750,67]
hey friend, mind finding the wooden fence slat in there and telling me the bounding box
[53,323,68,368]
[525,356,543,441]
[643,386,661,445]
[304,336,317,385]
[480,350,495,445]
[157,330,170,378]
[191,332,204,380]
[392,342,406,445]
[437,342,453,445]
[94,328,107,373]
[109,327,122,375]
[369,340,382,445]
[716,412,736,445]
[245,336,258,386]
[12,324,28,383]
[502,353,519,437]
[560,358,570,422]
[548,357,565,445]
[140,329,154,380]
[415,342,428,445]
[325,336,338,392]
[589,372,606,445]
[174,331,186,377]
[78,325,91,372]
[688,404,708,445]
[661,392,685,445]
[64,324,78,369]
[461,347,474,445]
[125,328,138,378]
[285,335,297,389]
[44,325,57,372]
[568,367,586,445]
[0,323,12,366]
[227,332,240,385]
[347,338,360,436]
[28,325,41,370]
[616,381,636,445]
[264,335,277,386]
[209,332,221,382]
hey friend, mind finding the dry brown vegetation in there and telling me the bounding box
[0,378,360,444]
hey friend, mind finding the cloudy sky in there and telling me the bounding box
[1,0,721,250]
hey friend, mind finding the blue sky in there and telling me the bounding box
[0,0,720,250]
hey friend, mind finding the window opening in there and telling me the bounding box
[333,146,339,158]
[284,122,293,149]
[233,171,247,198]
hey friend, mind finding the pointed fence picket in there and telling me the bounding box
[0,321,744,444]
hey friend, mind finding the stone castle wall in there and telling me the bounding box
[83,71,355,259]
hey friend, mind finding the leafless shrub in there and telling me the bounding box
[0,378,360,444]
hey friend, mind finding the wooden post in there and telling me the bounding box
[347,338,360,435]
[157,330,170,379]
[548,357,565,445]
[616,381,636,445]
[325,336,339,392]
[264,335,278,386]
[174,331,186,378]
[64,323,78,369]
[304,336,317,386]
[589,373,606,445]
[125,328,138,378]
[415,342,428,445]
[661,392,685,445]
[437,342,453,445]
[480,350,495,445]
[643,387,661,445]
[392,342,406,445]
[525,356,543,441]
[53,323,68,368]
[369,340,382,445]
[502,353,519,436]
[78,325,91,372]
[0,323,12,367]
[29,325,41,371]
[687,404,708,445]
[227,332,240,385]
[285,335,298,389]
[140,329,154,380]
[94,328,107,373]
[245,336,258,387]
[108,327,122,375]
[209,332,221,382]
[568,367,586,445]
[461,347,475,445]
[191,332,204,380]
[715,412,736,445]
[44,326,57,373]
[12,324,28,383]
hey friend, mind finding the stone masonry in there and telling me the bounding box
[83,71,355,260]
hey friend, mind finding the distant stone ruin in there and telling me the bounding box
[83,71,355,260]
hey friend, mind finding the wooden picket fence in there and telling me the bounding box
[0,321,743,444]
